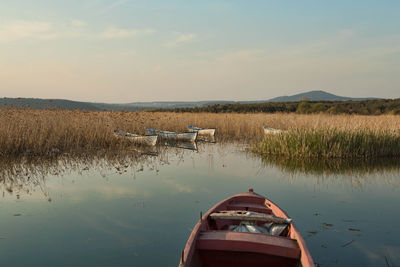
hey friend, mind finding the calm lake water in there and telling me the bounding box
[1,143,400,266]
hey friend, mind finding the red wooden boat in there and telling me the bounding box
[179,189,315,267]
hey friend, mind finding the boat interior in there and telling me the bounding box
[190,194,303,267]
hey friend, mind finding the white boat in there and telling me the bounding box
[113,130,158,146]
[263,126,284,134]
[145,128,197,142]
[187,126,216,136]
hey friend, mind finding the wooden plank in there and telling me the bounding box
[197,231,300,259]
[209,210,290,224]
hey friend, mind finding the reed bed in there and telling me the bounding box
[1,109,400,156]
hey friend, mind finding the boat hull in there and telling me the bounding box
[187,126,216,136]
[263,126,283,134]
[145,128,197,142]
[179,189,315,267]
[114,130,158,146]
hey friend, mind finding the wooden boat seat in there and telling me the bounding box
[209,210,290,224]
[197,231,300,260]
[226,202,273,214]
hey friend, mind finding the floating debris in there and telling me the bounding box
[348,228,360,232]
[307,230,318,236]
[341,240,355,247]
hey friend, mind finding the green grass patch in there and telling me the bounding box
[253,129,400,158]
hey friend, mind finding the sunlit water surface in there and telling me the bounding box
[1,143,400,267]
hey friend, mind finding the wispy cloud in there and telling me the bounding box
[107,0,127,10]
[0,19,155,42]
[0,19,89,42]
[98,0,127,14]
[70,19,86,27]
[120,49,137,56]
[0,20,52,42]
[99,26,154,39]
[166,33,196,47]
[99,27,139,39]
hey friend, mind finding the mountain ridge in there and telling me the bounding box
[0,90,381,111]
[268,90,379,102]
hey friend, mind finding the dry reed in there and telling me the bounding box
[1,109,400,156]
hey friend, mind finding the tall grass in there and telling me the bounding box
[254,129,400,158]
[1,109,400,156]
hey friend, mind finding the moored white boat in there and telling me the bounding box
[187,126,216,136]
[263,126,284,134]
[113,130,158,146]
[145,128,197,142]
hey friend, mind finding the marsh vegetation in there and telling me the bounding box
[1,109,400,157]
[0,109,400,158]
[254,129,400,159]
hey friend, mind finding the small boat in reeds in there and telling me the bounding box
[145,128,197,142]
[263,126,284,134]
[113,130,158,146]
[187,126,216,137]
[179,189,315,267]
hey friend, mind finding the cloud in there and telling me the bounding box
[0,19,154,42]
[120,49,137,56]
[0,20,52,42]
[0,19,90,42]
[166,33,196,47]
[96,0,128,15]
[99,26,154,39]
[107,0,127,10]
[70,19,86,27]
[99,27,139,39]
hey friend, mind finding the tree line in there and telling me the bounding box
[150,98,400,115]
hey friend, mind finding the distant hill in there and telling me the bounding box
[268,90,379,102]
[0,91,381,111]
[0,98,235,111]
[0,98,101,110]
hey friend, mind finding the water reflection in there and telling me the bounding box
[0,150,163,200]
[3,144,400,200]
[0,143,400,267]
[197,135,216,143]
[258,155,400,175]
[162,140,198,151]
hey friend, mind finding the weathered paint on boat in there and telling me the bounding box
[187,126,216,136]
[179,189,315,267]
[145,128,197,142]
[263,126,284,134]
[113,130,158,146]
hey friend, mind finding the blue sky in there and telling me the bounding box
[0,0,399,102]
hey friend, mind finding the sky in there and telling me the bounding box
[0,0,399,103]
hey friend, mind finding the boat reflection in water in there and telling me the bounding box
[163,140,198,151]
[197,135,216,143]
